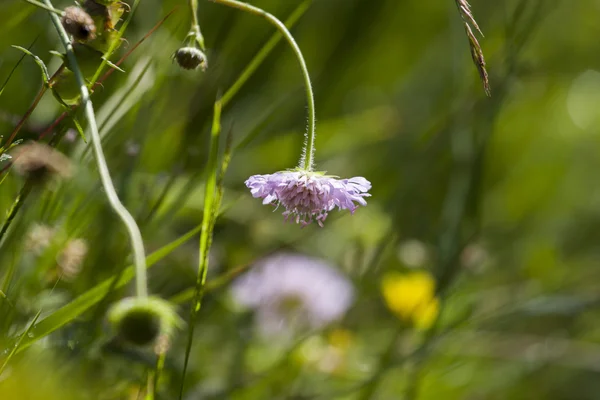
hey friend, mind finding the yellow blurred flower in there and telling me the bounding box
[381,271,440,329]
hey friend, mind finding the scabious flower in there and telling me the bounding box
[245,169,371,227]
[231,253,354,337]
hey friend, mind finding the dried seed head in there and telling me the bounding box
[173,47,207,71]
[10,142,73,183]
[456,0,490,96]
[57,238,88,280]
[25,224,56,255]
[108,297,182,347]
[62,6,97,42]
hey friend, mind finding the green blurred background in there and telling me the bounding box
[1,0,600,399]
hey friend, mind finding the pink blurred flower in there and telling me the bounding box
[231,253,354,337]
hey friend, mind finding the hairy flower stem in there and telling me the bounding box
[187,0,206,49]
[211,0,316,171]
[43,0,149,298]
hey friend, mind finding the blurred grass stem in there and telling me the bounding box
[179,96,223,398]
[22,0,64,16]
[211,0,316,171]
[43,0,149,298]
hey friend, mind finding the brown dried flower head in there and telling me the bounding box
[456,0,490,96]
[57,238,88,280]
[61,6,97,42]
[11,142,73,182]
[25,224,56,255]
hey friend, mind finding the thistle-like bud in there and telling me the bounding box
[173,46,207,71]
[108,297,182,348]
[61,6,97,42]
[10,141,73,183]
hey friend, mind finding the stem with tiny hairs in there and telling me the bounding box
[42,0,149,298]
[210,0,316,171]
[188,0,206,49]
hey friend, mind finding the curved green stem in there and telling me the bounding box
[188,0,205,49]
[43,0,148,298]
[210,0,316,171]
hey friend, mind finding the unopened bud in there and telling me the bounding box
[173,47,207,71]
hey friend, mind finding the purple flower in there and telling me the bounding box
[245,170,372,226]
[231,253,354,337]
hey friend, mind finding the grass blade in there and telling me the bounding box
[0,37,38,98]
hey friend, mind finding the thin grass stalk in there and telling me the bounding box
[179,96,223,398]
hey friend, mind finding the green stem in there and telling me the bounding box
[358,329,401,400]
[22,0,64,15]
[0,182,33,246]
[179,97,223,399]
[43,0,148,298]
[188,0,205,49]
[220,0,311,108]
[211,0,316,171]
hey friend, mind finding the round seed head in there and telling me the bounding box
[61,6,97,42]
[173,47,207,71]
[108,297,182,347]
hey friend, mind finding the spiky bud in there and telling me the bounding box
[108,297,182,348]
[173,47,207,71]
[61,6,97,42]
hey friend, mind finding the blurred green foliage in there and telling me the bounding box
[1,0,600,399]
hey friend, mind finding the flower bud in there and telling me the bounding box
[173,47,207,71]
[61,6,96,42]
[108,297,182,347]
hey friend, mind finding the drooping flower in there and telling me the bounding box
[231,252,354,337]
[245,170,371,226]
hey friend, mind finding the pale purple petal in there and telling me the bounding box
[245,170,371,226]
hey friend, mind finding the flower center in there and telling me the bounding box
[277,175,329,226]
